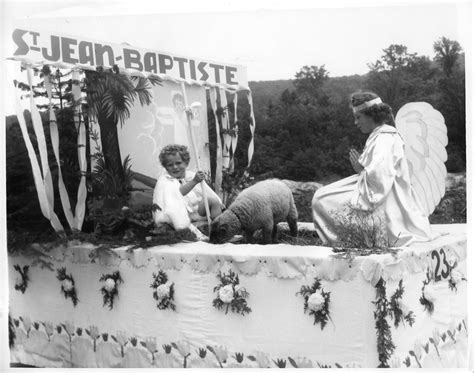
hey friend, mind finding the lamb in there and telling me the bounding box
[209,179,298,244]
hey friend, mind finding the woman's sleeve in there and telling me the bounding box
[352,134,401,210]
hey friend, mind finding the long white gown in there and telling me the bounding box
[312,124,436,247]
[153,170,221,230]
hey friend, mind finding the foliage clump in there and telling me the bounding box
[330,205,399,258]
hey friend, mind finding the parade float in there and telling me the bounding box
[7,28,468,368]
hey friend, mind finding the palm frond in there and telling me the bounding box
[132,77,155,107]
[147,75,163,87]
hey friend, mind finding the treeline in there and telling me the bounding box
[230,37,466,183]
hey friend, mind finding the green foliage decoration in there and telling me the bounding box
[56,267,79,306]
[150,270,176,311]
[212,270,251,316]
[99,271,123,310]
[13,265,29,293]
[373,277,395,368]
[388,280,416,328]
[296,277,331,329]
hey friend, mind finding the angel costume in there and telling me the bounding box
[312,124,435,247]
[153,170,221,231]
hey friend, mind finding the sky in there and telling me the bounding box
[1,0,472,116]
[2,1,471,79]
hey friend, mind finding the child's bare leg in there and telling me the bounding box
[198,196,223,219]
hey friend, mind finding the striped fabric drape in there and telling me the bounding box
[246,90,256,168]
[209,88,223,199]
[218,87,231,169]
[229,92,239,172]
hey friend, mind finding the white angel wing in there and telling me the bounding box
[395,102,448,216]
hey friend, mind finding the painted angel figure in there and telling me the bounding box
[312,91,448,247]
[153,91,203,169]
[153,92,202,147]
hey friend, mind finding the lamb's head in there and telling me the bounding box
[209,210,241,244]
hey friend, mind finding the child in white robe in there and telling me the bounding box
[312,92,435,247]
[152,144,223,236]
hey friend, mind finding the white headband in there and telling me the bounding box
[352,97,383,113]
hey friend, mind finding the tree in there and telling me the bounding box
[434,37,462,77]
[294,65,329,103]
[366,44,438,111]
[83,66,161,191]
[433,37,465,171]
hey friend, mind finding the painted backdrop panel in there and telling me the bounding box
[117,81,210,181]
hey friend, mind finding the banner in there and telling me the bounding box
[11,28,248,87]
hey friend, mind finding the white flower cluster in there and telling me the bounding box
[156,283,171,299]
[218,285,234,303]
[450,269,464,285]
[423,283,436,303]
[307,291,325,312]
[104,278,116,292]
[62,279,74,292]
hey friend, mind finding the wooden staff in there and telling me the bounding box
[180,82,212,233]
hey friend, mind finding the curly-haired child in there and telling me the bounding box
[152,144,223,237]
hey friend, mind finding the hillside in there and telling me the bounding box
[249,74,367,119]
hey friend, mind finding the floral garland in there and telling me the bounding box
[402,320,467,368]
[18,316,32,338]
[447,262,466,292]
[99,271,123,310]
[42,321,54,341]
[212,270,251,316]
[273,358,287,368]
[150,270,176,311]
[141,337,158,362]
[56,267,79,306]
[13,265,29,293]
[388,280,415,328]
[111,331,128,357]
[172,341,192,367]
[373,277,395,368]
[296,277,331,329]
[207,345,228,367]
[419,270,435,314]
[86,325,100,352]
[16,314,451,369]
[9,314,15,348]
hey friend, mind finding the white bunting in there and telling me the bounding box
[15,65,64,233]
[44,73,75,229]
[72,69,88,230]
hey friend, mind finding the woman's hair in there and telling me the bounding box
[351,91,395,126]
[159,144,191,166]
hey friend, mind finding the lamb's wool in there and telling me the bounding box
[210,179,298,244]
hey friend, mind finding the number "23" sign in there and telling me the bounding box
[431,248,451,282]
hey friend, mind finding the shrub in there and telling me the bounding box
[329,205,399,257]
